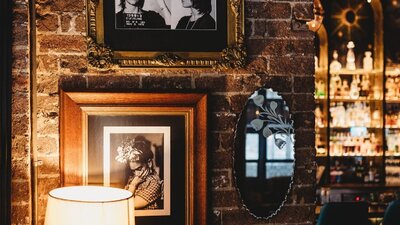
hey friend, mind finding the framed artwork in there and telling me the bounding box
[60,91,207,225]
[87,0,245,68]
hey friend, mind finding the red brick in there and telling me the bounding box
[12,135,30,159]
[39,35,86,53]
[37,136,58,155]
[59,75,88,90]
[12,93,29,115]
[293,3,314,21]
[267,21,313,39]
[38,156,61,175]
[142,75,192,90]
[294,76,315,93]
[209,95,231,113]
[229,94,249,114]
[11,205,30,225]
[37,116,58,135]
[61,14,72,32]
[37,74,59,94]
[210,112,237,132]
[212,169,232,190]
[37,95,59,114]
[12,48,29,71]
[247,39,315,56]
[37,177,60,196]
[294,129,315,148]
[293,112,315,130]
[246,56,269,73]
[12,114,30,136]
[11,158,30,180]
[60,55,88,73]
[254,20,267,37]
[75,14,86,32]
[11,181,30,203]
[270,56,314,75]
[12,74,29,93]
[37,13,58,32]
[212,150,234,169]
[245,2,291,19]
[88,75,141,89]
[293,93,315,111]
[212,190,241,208]
[37,55,59,73]
[48,0,85,12]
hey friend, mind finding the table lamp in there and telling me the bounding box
[45,186,135,225]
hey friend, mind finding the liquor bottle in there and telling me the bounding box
[329,50,342,73]
[341,80,350,97]
[363,51,373,71]
[349,76,360,99]
[368,161,376,183]
[346,41,356,70]
[360,75,370,97]
[330,74,342,97]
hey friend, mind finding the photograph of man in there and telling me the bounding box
[175,0,216,29]
[116,0,170,29]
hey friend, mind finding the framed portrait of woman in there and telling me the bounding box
[60,91,207,225]
[87,0,245,68]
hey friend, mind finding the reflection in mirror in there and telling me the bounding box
[235,88,295,219]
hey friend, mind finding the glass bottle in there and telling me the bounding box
[363,51,373,71]
[346,41,356,70]
[349,75,360,99]
[329,50,342,73]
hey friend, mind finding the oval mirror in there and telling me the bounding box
[234,88,295,219]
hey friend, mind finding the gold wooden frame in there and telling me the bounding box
[60,91,207,225]
[86,0,245,68]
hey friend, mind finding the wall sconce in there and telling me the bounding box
[307,0,325,32]
[45,186,135,225]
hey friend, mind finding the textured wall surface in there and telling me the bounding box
[11,0,316,224]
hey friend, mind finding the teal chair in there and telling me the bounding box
[317,202,371,225]
[382,200,400,225]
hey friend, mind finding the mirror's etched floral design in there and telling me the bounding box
[249,89,294,150]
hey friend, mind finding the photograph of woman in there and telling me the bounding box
[175,0,216,30]
[115,135,163,210]
[116,0,171,29]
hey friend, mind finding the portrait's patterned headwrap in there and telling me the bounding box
[115,136,153,164]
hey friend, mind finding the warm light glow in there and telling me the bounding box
[367,0,371,3]
[45,186,135,225]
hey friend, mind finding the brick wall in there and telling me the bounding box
[11,0,316,225]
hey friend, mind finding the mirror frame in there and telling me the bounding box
[0,0,12,224]
[234,88,295,220]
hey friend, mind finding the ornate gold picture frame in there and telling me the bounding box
[87,0,245,68]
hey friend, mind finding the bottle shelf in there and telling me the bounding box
[385,67,400,76]
[385,125,400,129]
[385,98,400,103]
[330,154,383,157]
[330,126,383,129]
[330,69,381,75]
[386,153,400,157]
[330,97,382,102]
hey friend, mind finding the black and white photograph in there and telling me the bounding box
[103,126,171,216]
[114,0,217,30]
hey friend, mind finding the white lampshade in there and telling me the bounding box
[45,186,135,225]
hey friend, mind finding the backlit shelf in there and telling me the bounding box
[330,153,384,157]
[330,97,383,102]
[330,69,381,75]
[330,126,383,129]
[386,98,400,103]
[385,125,400,129]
